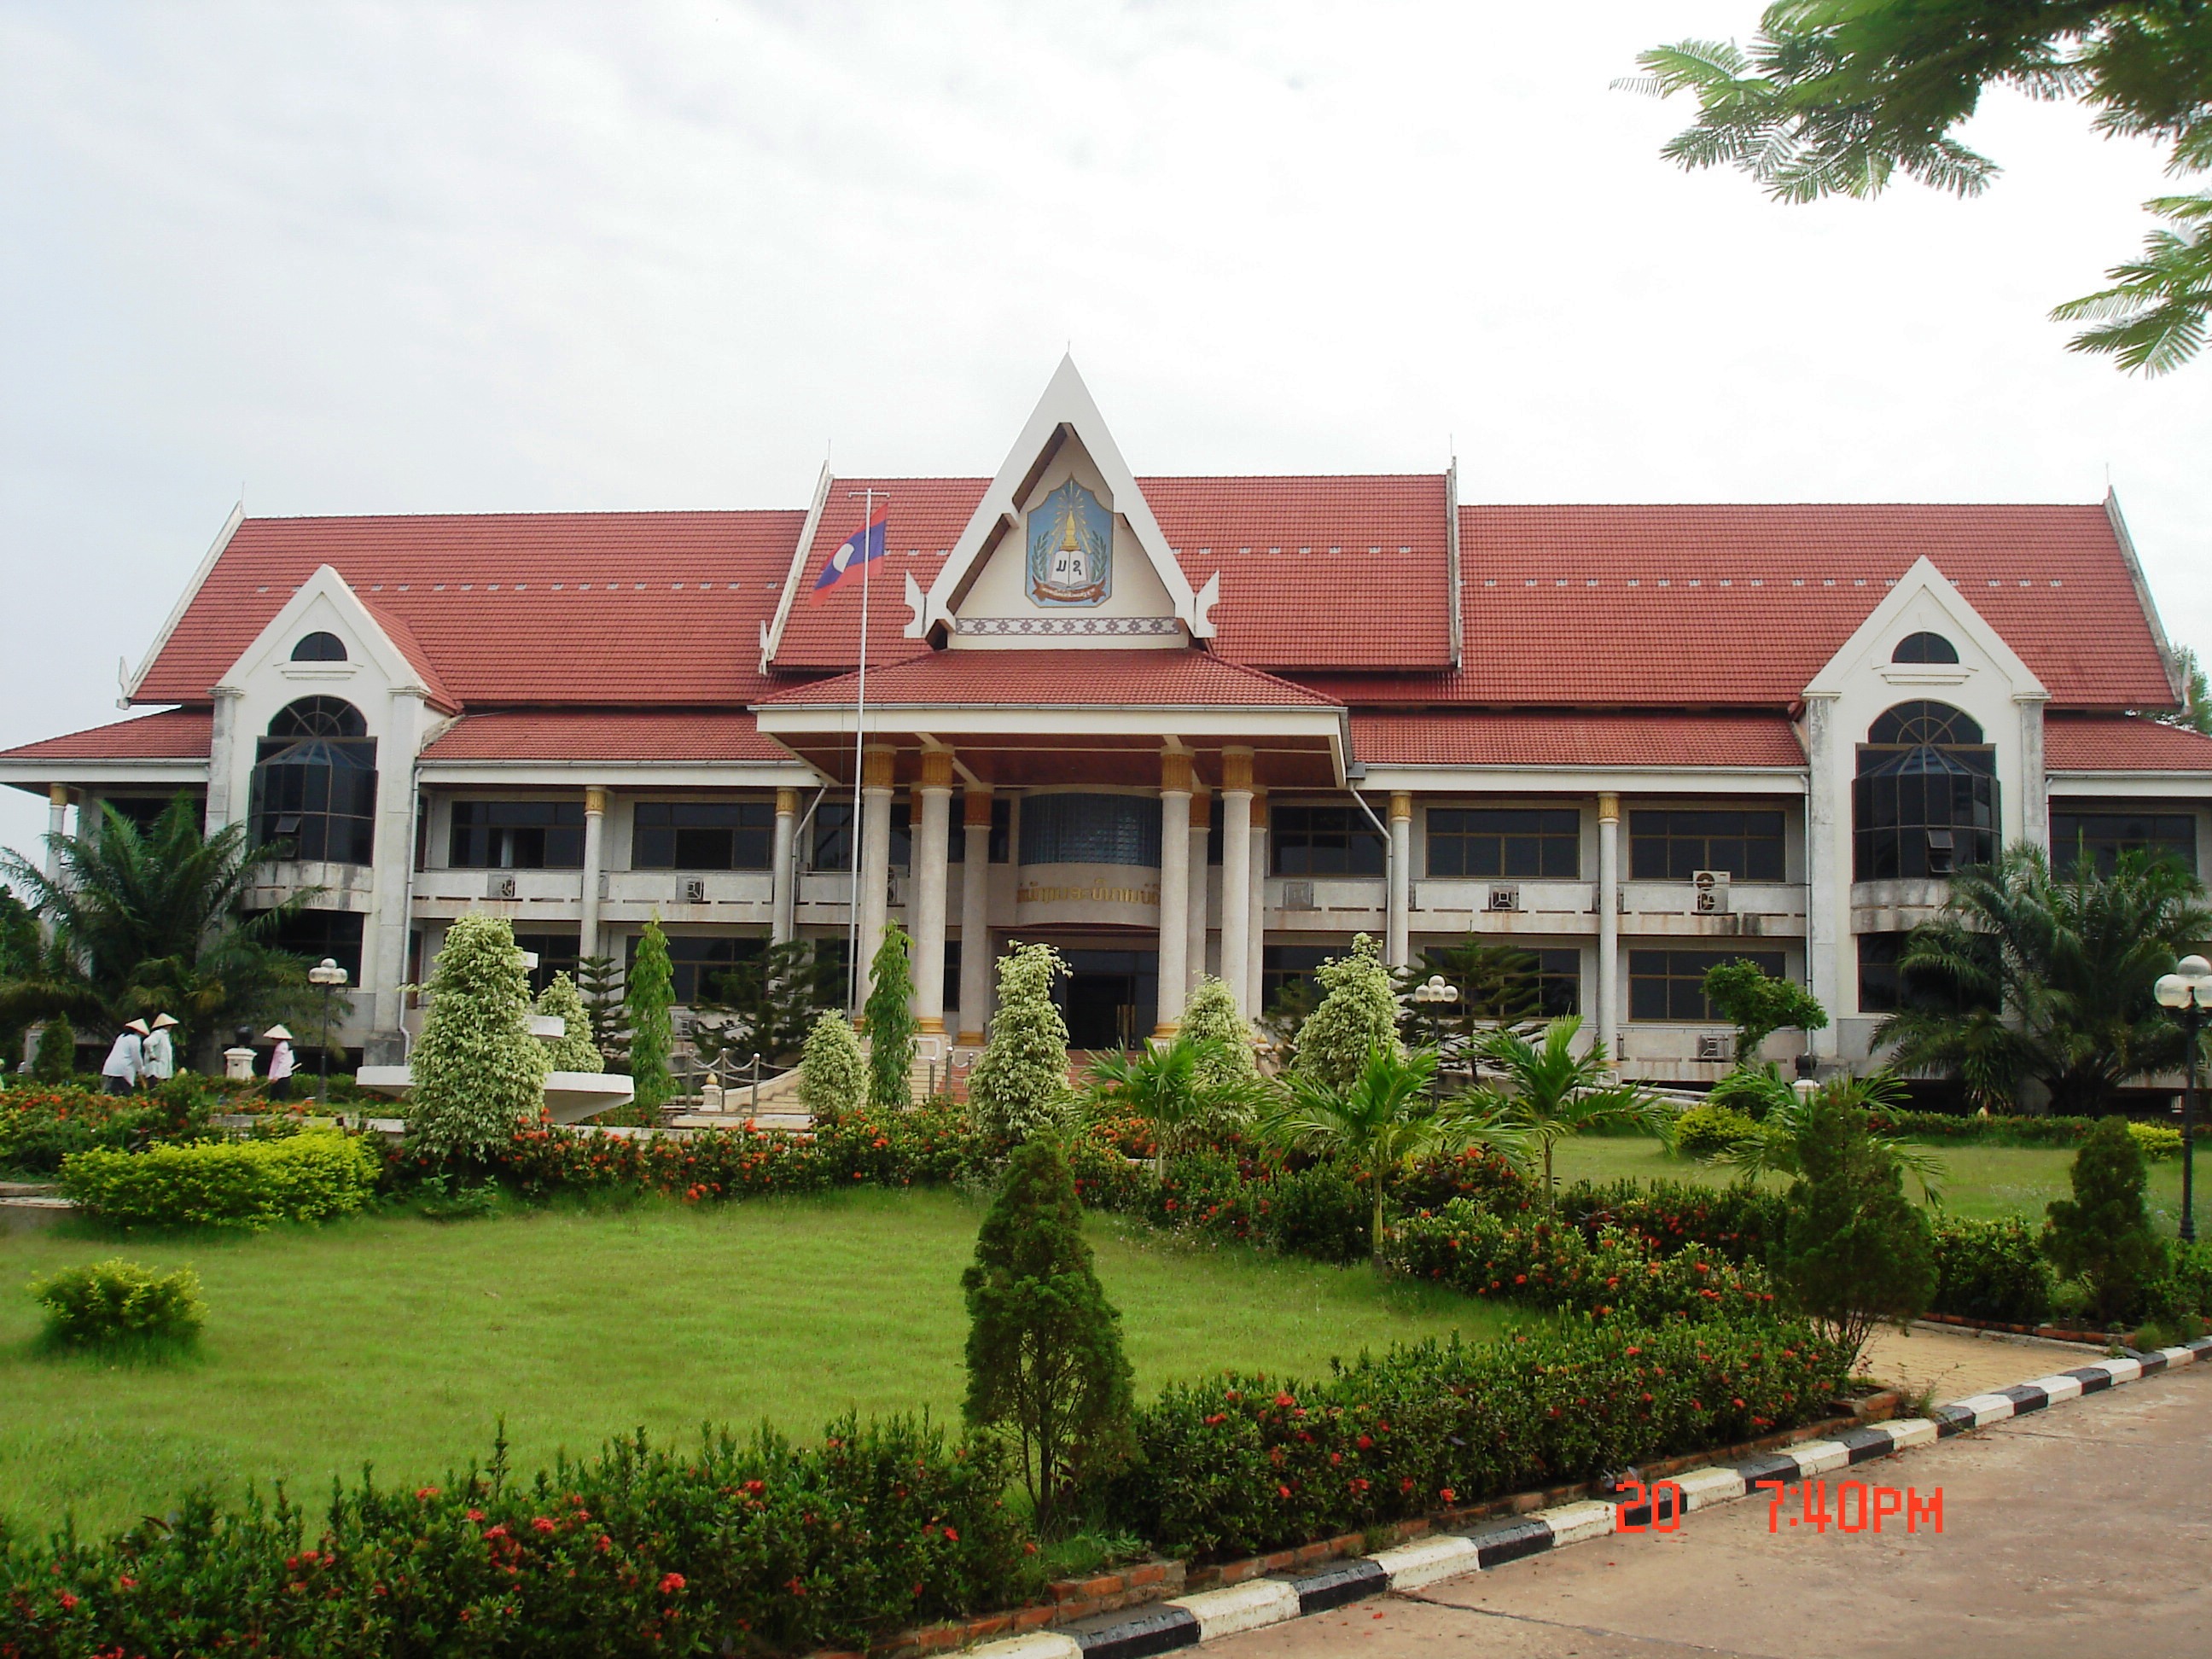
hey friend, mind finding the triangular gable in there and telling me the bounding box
[906,355,1219,643]
[214,564,460,712]
[1802,555,2047,701]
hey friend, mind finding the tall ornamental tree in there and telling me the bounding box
[1876,845,2209,1115]
[1179,974,1262,1091]
[863,923,918,1110]
[968,942,1074,1144]
[1628,2,2212,375]
[1290,934,1402,1092]
[961,1133,1135,1535]
[533,972,603,1073]
[410,913,549,1164]
[1702,958,1829,1064]
[798,1010,869,1120]
[626,919,677,1115]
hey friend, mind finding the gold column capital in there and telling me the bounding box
[1161,751,1195,794]
[1598,791,1621,823]
[1388,789,1413,823]
[963,786,996,827]
[47,783,73,809]
[862,746,897,791]
[919,749,956,790]
[585,786,609,817]
[775,787,800,817]
[1222,748,1255,792]
[1250,787,1268,827]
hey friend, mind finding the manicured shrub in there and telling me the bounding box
[29,1258,205,1347]
[1862,1109,2101,1146]
[2126,1120,2182,1160]
[864,923,918,1110]
[1262,1160,1371,1265]
[968,942,1074,1144]
[1388,1200,1779,1324]
[1930,1216,2055,1325]
[410,913,550,1163]
[1180,976,1260,1092]
[1673,1103,1759,1158]
[1770,1095,1936,1368]
[1111,1319,1847,1558]
[1289,935,1400,1091]
[534,973,604,1073]
[59,1132,381,1229]
[963,1135,1135,1534]
[626,918,677,1117]
[1700,958,1827,1063]
[31,1016,76,1082]
[0,1416,1036,1657]
[2045,1115,2168,1327]
[799,1010,869,1119]
[1556,1178,1784,1265]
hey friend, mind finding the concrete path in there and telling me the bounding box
[1209,1357,2212,1659]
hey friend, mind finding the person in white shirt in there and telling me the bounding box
[143,1013,178,1082]
[102,1020,149,1095]
[265,1026,296,1101]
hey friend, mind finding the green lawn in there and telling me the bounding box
[0,1190,1511,1537]
[1548,1134,2197,1233]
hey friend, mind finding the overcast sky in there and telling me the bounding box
[3,0,2207,860]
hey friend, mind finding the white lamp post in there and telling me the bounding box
[2152,952,2212,1243]
[1412,973,1461,1084]
[307,957,349,1108]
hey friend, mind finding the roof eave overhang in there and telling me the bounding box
[0,760,212,792]
[2046,769,2212,795]
[1353,763,1809,795]
[416,759,821,788]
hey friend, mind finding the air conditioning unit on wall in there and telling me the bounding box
[1281,880,1317,911]
[486,874,518,900]
[1695,1031,1731,1062]
[1691,870,1731,915]
[682,877,708,904]
[1487,884,1521,913]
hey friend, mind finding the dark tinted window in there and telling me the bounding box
[290,632,348,662]
[513,932,581,996]
[1892,632,1959,664]
[1427,807,1579,878]
[451,800,585,869]
[810,800,911,871]
[629,933,765,1004]
[1854,703,1999,879]
[2051,811,2197,876]
[633,800,773,870]
[1020,794,1161,868]
[252,907,366,985]
[1270,806,1384,876]
[948,797,1012,864]
[1629,810,1785,881]
[1629,949,1787,1022]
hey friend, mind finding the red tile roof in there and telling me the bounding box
[769,479,987,672]
[0,707,212,762]
[1350,710,1806,769]
[133,511,806,707]
[2045,714,2212,771]
[419,709,788,764]
[759,649,1342,708]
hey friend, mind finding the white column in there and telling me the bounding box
[2017,696,2050,853]
[958,787,993,1044]
[770,786,798,946]
[1598,791,1621,1067]
[1246,789,1267,1021]
[1186,786,1210,994]
[204,686,244,835]
[1155,753,1193,1035]
[364,690,428,1066]
[1803,695,1843,1056]
[1219,748,1254,1019]
[1386,790,1413,969]
[913,751,953,1038]
[44,784,69,884]
[579,786,608,959]
[856,746,895,1009]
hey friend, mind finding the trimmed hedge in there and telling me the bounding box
[1929,1216,2055,1325]
[28,1258,206,1347]
[1864,1110,2101,1147]
[0,1417,1033,1658]
[1386,1201,1779,1324]
[1114,1319,1848,1557]
[60,1132,381,1229]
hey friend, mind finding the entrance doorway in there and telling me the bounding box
[1055,949,1158,1051]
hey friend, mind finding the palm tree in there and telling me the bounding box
[1260,1042,1525,1263]
[0,796,312,1062]
[1086,1034,1266,1176]
[1876,844,2210,1115]
[1710,1069,1945,1202]
[1468,1016,1664,1208]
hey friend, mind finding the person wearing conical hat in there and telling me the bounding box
[143,1013,179,1082]
[264,1026,296,1101]
[102,1020,148,1095]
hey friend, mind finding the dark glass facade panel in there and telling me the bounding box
[633,800,772,870]
[253,737,377,864]
[1270,806,1385,876]
[809,800,911,871]
[253,906,367,985]
[947,797,1013,864]
[2051,810,2197,876]
[1857,931,1907,1014]
[1628,810,1786,881]
[451,800,585,869]
[1427,807,1580,879]
[1867,701,1984,748]
[629,933,766,1004]
[513,931,582,996]
[1019,793,1161,868]
[100,794,205,835]
[1260,944,1336,1012]
[1628,949,1787,1022]
[1853,748,1999,878]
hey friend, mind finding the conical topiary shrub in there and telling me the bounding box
[410,912,550,1163]
[534,972,603,1073]
[799,1010,868,1121]
[968,941,1073,1144]
[1291,934,1402,1091]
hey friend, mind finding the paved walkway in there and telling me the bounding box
[1212,1353,2212,1658]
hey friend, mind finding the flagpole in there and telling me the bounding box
[846,487,879,1013]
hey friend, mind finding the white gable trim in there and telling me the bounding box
[1802,556,2046,702]
[909,356,1215,642]
[212,564,438,702]
[125,501,243,701]
[2104,490,2185,704]
[760,459,834,672]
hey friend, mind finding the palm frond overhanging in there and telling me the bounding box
[1465,1016,1664,1207]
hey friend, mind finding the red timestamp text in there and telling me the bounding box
[1757,1478,1943,1534]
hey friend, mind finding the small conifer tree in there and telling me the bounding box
[2045,1115,2168,1327]
[32,1016,77,1082]
[573,953,631,1071]
[1291,934,1401,1091]
[626,919,676,1115]
[410,912,550,1163]
[799,1010,869,1121]
[968,941,1074,1144]
[1180,975,1260,1093]
[961,1133,1135,1535]
[1771,1092,1936,1370]
[864,922,918,1110]
[533,972,603,1073]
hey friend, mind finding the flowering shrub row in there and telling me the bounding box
[1554,1179,1785,1266]
[1112,1318,1848,1557]
[0,1417,1033,1659]
[1385,1201,1779,1324]
[1862,1109,2101,1147]
[0,1080,212,1176]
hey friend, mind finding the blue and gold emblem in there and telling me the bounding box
[1026,480,1112,607]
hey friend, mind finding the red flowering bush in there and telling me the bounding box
[0,1078,213,1176]
[1555,1179,1784,1266]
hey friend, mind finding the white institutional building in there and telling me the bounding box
[7,360,2210,1084]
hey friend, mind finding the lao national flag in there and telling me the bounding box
[808,506,889,602]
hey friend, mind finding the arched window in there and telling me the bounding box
[290,632,348,662]
[1891,632,1959,664]
[1854,701,1997,880]
[253,697,376,864]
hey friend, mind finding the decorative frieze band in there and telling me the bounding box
[953,615,1182,637]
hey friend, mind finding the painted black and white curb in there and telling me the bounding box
[976,1337,2212,1659]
